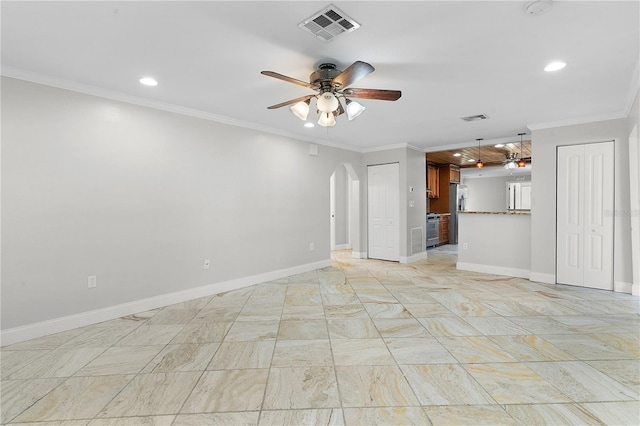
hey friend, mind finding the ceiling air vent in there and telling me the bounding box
[298,4,360,42]
[461,114,489,122]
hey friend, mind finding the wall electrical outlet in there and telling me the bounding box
[203,259,211,270]
[462,243,468,250]
[88,275,97,288]
[309,242,315,251]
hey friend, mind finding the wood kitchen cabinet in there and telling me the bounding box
[439,214,450,245]
[449,165,460,183]
[427,163,439,198]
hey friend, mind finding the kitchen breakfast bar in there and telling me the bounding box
[456,211,531,279]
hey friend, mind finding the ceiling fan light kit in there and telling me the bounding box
[261,61,401,127]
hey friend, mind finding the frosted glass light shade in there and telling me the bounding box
[318,112,336,127]
[317,92,339,113]
[504,161,517,170]
[290,100,310,120]
[345,99,365,120]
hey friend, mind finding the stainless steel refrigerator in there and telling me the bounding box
[449,183,466,244]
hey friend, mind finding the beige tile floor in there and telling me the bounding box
[2,246,639,425]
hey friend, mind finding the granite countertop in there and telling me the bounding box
[458,211,531,215]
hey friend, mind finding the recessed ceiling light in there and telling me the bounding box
[304,122,314,128]
[468,159,476,163]
[453,153,461,157]
[139,77,158,86]
[494,144,505,148]
[544,61,566,72]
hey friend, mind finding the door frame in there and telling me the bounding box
[367,162,400,262]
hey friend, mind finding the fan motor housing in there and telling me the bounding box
[310,63,342,89]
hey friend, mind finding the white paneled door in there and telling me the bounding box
[368,163,399,261]
[556,141,614,290]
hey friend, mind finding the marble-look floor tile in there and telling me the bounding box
[174,412,259,426]
[580,401,640,426]
[191,306,242,322]
[526,361,638,402]
[271,340,333,367]
[97,372,201,417]
[355,291,398,304]
[281,305,325,320]
[542,334,637,360]
[324,304,368,319]
[464,362,573,404]
[343,407,430,426]
[363,303,413,318]
[88,416,175,426]
[503,403,600,425]
[437,336,517,363]
[507,316,574,334]
[488,335,576,361]
[14,375,133,422]
[61,326,139,348]
[1,349,49,379]
[76,345,164,376]
[277,319,328,340]
[402,303,454,318]
[115,325,184,347]
[223,320,279,342]
[142,343,219,373]
[336,365,419,407]
[322,294,360,306]
[400,364,495,406]
[8,347,107,379]
[145,308,199,325]
[181,369,268,413]
[390,290,437,305]
[170,322,232,343]
[519,301,584,315]
[385,337,456,364]
[587,359,640,392]
[424,405,518,426]
[2,329,84,351]
[332,339,395,366]
[8,420,90,426]
[481,301,539,317]
[263,367,340,409]
[417,317,481,337]
[207,340,274,369]
[236,305,283,322]
[373,318,431,338]
[440,301,498,317]
[327,319,380,339]
[259,409,344,426]
[284,294,322,306]
[1,378,66,424]
[589,332,640,358]
[462,317,531,335]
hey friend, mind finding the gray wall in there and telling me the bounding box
[463,175,529,212]
[1,77,363,330]
[530,105,635,286]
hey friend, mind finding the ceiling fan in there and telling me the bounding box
[503,133,530,169]
[261,61,401,127]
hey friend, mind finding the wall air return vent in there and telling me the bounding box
[461,114,489,122]
[298,4,360,42]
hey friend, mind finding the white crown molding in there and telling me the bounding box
[362,142,425,153]
[527,111,629,131]
[1,66,364,153]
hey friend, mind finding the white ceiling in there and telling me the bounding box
[2,1,638,152]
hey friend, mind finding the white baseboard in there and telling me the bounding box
[400,251,428,264]
[1,259,331,347]
[529,272,556,284]
[614,281,633,294]
[456,262,530,279]
[352,251,367,259]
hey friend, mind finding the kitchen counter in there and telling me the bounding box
[459,211,530,215]
[457,212,531,279]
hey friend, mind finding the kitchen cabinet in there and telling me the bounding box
[427,163,439,198]
[449,165,460,183]
[439,214,450,245]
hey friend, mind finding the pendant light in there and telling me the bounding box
[475,138,484,168]
[517,133,527,168]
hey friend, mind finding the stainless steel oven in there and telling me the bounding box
[426,213,440,248]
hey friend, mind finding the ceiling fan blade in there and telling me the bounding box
[267,94,315,110]
[343,88,402,101]
[261,71,317,89]
[331,61,374,89]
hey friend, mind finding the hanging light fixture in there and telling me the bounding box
[316,92,339,113]
[517,133,527,168]
[318,111,336,127]
[475,138,484,168]
[345,98,366,120]
[289,99,310,121]
[504,153,518,169]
